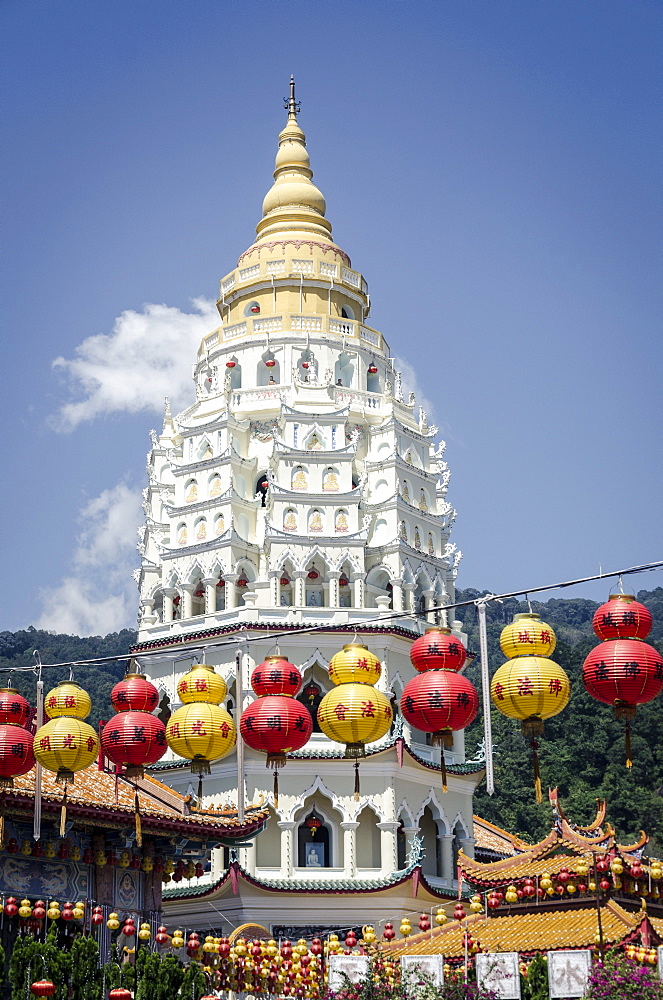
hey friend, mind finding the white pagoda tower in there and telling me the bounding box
[134,81,484,938]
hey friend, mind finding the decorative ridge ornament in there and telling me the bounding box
[582,593,662,767]
[490,615,570,803]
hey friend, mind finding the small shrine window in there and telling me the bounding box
[297,680,323,733]
[297,810,330,868]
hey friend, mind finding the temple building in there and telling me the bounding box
[132,81,485,935]
[386,790,663,963]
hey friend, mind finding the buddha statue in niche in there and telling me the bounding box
[292,466,308,491]
[322,467,338,492]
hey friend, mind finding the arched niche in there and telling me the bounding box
[255,807,281,868]
[334,351,354,388]
[356,806,381,868]
[258,355,280,386]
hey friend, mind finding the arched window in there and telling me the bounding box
[256,808,281,868]
[322,467,339,491]
[177,523,187,546]
[334,352,354,387]
[214,513,225,536]
[356,807,381,868]
[227,358,242,389]
[194,518,207,542]
[258,356,280,386]
[244,300,261,317]
[255,472,269,507]
[335,509,349,533]
[419,806,442,878]
[396,820,407,869]
[291,466,308,491]
[341,304,354,320]
[297,810,330,868]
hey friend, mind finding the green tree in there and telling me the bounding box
[522,953,549,999]
[68,935,102,1000]
[177,962,207,999]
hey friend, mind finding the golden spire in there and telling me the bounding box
[256,76,332,242]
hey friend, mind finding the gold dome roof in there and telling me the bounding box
[256,77,332,242]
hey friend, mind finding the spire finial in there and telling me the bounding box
[284,74,300,119]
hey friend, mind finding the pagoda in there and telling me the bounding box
[132,80,485,936]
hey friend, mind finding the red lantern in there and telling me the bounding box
[454,904,466,921]
[0,688,31,726]
[30,983,56,998]
[111,674,159,713]
[122,919,136,937]
[306,815,322,835]
[251,656,303,697]
[237,577,248,588]
[338,576,349,587]
[194,588,204,598]
[0,724,35,786]
[307,568,319,580]
[418,913,430,932]
[32,902,46,921]
[345,932,357,948]
[265,359,276,368]
[240,659,312,805]
[108,991,132,1000]
[401,672,478,745]
[251,305,260,314]
[101,712,167,778]
[226,361,236,369]
[383,922,396,940]
[83,848,94,865]
[4,898,18,917]
[91,910,104,926]
[216,578,225,588]
[280,576,290,587]
[593,594,653,640]
[367,365,378,374]
[582,620,663,767]
[410,627,467,673]
[301,362,309,370]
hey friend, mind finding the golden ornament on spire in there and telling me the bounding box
[257,76,332,242]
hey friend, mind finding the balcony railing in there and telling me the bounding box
[213,313,382,348]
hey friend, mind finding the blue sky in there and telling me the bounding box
[2,0,661,635]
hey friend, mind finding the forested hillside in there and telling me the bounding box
[1,587,661,849]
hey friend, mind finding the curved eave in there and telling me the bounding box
[163,860,457,901]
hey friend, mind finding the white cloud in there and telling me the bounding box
[393,354,438,423]
[36,482,143,636]
[51,297,218,430]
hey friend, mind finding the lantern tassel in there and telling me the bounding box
[60,785,68,837]
[0,793,5,846]
[530,740,543,805]
[134,791,142,848]
[440,752,448,794]
[273,769,279,809]
[354,760,360,801]
[625,721,633,769]
[197,775,204,803]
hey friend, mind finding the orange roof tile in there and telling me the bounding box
[473,816,520,857]
[388,902,642,958]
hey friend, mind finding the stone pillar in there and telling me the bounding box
[459,836,475,861]
[278,821,296,877]
[341,821,359,876]
[242,839,257,875]
[203,577,217,614]
[162,589,176,623]
[376,595,391,615]
[403,583,415,614]
[294,571,306,607]
[224,574,238,610]
[440,834,455,882]
[391,578,404,613]
[140,599,156,625]
[269,571,280,608]
[182,584,195,620]
[423,589,435,623]
[351,574,365,609]
[328,571,340,608]
[377,821,400,875]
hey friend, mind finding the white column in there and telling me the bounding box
[402,825,418,863]
[459,836,475,861]
[163,589,176,623]
[351,574,365,609]
[278,821,296,877]
[294,571,306,607]
[140,599,156,625]
[203,577,217,615]
[403,583,415,614]
[269,571,280,608]
[182,584,195,620]
[328,572,340,608]
[440,834,455,882]
[341,821,359,876]
[224,574,238,610]
[423,589,435,623]
[391,578,404,613]
[377,821,399,875]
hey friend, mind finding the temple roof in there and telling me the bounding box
[163,856,456,901]
[472,816,519,859]
[459,788,655,887]
[386,900,660,958]
[6,766,268,842]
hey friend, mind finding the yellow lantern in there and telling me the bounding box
[70,846,81,861]
[318,643,392,798]
[435,906,447,926]
[34,682,98,785]
[499,613,557,659]
[18,900,32,918]
[138,923,151,941]
[167,664,235,776]
[400,917,412,937]
[171,931,184,948]
[119,850,130,869]
[177,664,227,704]
[47,902,61,920]
[491,615,569,803]
[20,839,31,856]
[469,894,483,913]
[45,842,57,859]
[329,644,382,685]
[107,912,120,930]
[649,864,662,880]
[72,902,85,920]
